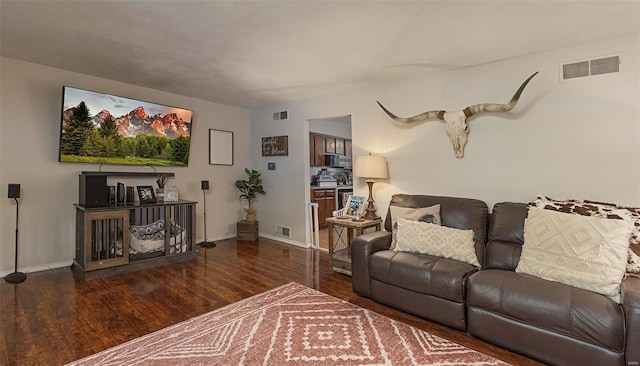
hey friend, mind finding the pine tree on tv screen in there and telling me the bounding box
[59,87,193,166]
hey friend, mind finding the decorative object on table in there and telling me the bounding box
[198,180,216,249]
[209,129,234,165]
[235,168,265,222]
[136,185,156,203]
[155,173,169,200]
[163,185,179,202]
[117,182,125,203]
[353,153,388,220]
[345,195,366,218]
[108,186,115,204]
[5,183,26,284]
[377,71,538,158]
[261,135,288,156]
[126,186,135,203]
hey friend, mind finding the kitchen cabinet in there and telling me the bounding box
[309,133,352,166]
[311,188,335,227]
[325,137,336,154]
[335,138,345,155]
[313,134,325,166]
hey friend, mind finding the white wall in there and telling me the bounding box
[309,116,352,139]
[0,57,252,275]
[251,35,640,246]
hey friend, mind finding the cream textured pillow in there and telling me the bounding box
[394,218,480,267]
[389,204,441,250]
[516,207,632,303]
[530,195,640,276]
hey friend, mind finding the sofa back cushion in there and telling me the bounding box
[385,194,488,265]
[485,202,527,271]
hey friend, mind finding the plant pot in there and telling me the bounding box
[156,188,164,201]
[244,207,256,222]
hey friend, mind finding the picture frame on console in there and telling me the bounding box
[136,185,156,203]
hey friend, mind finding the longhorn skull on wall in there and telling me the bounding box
[377,72,538,158]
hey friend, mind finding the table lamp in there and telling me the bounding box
[353,154,388,220]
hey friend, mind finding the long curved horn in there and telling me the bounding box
[463,71,538,117]
[377,101,445,124]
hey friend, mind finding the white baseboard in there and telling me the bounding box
[259,233,311,248]
[1,260,72,278]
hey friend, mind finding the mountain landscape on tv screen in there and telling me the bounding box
[63,105,191,139]
[59,99,192,166]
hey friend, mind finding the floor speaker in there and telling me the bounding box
[8,184,20,199]
[79,175,108,207]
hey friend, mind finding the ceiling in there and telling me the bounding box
[1,1,639,108]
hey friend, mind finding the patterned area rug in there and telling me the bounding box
[66,282,510,365]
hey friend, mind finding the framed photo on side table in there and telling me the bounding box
[345,195,366,218]
[136,185,157,203]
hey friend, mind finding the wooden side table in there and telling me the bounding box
[326,216,382,275]
[237,220,258,241]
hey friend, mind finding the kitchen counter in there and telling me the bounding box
[310,185,352,190]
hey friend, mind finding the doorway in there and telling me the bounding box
[307,115,352,251]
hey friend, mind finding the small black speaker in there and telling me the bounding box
[117,182,125,203]
[201,180,209,190]
[8,184,20,199]
[126,186,135,203]
[79,175,108,207]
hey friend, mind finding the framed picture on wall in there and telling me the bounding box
[209,129,233,165]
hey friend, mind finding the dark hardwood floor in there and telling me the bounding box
[1,237,542,366]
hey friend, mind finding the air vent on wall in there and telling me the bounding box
[562,55,620,80]
[273,110,288,120]
[275,225,291,238]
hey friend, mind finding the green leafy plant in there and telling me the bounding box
[156,173,169,188]
[234,168,265,209]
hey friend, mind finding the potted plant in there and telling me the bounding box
[235,168,265,222]
[156,173,169,200]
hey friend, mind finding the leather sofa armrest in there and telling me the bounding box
[622,275,640,366]
[351,231,392,298]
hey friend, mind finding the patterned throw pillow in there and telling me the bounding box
[389,205,441,250]
[517,207,632,303]
[394,217,479,267]
[530,196,640,276]
[129,219,165,240]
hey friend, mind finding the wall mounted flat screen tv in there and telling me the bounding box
[59,86,193,166]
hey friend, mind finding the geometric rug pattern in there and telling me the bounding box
[66,282,511,365]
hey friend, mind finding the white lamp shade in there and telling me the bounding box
[353,155,388,179]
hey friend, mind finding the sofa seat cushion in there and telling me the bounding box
[369,250,477,302]
[468,269,624,351]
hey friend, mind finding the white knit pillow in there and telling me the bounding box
[516,207,632,303]
[389,204,441,250]
[394,218,479,266]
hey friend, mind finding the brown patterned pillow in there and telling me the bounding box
[529,196,640,276]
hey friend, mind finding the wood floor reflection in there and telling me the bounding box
[0,237,542,366]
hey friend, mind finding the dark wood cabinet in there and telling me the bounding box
[313,134,325,166]
[72,200,197,280]
[311,189,335,227]
[309,133,351,166]
[335,138,345,155]
[345,140,352,161]
[325,137,336,154]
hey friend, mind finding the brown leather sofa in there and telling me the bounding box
[351,194,489,331]
[351,195,640,366]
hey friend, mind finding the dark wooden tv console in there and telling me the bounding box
[72,199,197,281]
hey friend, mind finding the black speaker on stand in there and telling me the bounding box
[198,180,216,249]
[5,184,26,284]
